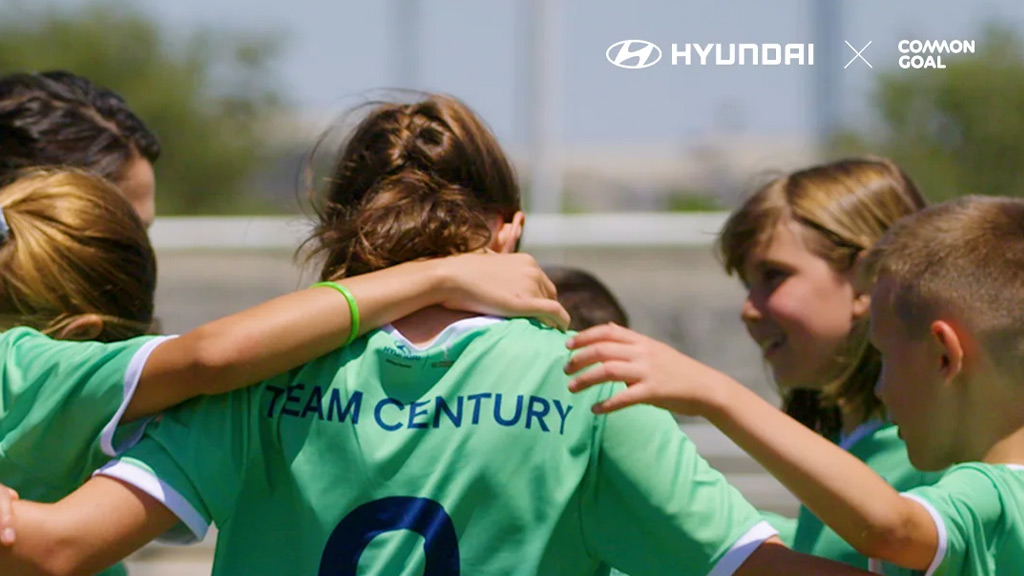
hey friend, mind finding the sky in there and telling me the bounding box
[38,0,1024,147]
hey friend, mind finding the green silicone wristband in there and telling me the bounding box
[312,281,360,345]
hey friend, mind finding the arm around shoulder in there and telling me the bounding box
[124,253,567,421]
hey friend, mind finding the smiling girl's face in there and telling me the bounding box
[739,216,869,391]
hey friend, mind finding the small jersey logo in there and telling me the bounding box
[383,341,419,361]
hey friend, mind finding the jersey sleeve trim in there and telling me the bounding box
[95,459,209,544]
[900,493,946,576]
[99,335,176,457]
[706,520,778,576]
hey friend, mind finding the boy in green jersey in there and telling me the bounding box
[567,196,1024,575]
[0,94,875,576]
[567,157,941,570]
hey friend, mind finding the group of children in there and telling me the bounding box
[0,70,1020,575]
[565,162,1024,575]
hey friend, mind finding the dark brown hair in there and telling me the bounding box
[718,157,927,437]
[543,266,629,330]
[306,93,520,280]
[0,71,160,186]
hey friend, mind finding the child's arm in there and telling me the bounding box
[0,477,175,576]
[125,252,567,421]
[0,486,18,546]
[0,490,880,576]
[699,381,938,571]
[565,323,938,571]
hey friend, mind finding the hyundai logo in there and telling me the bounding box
[606,40,662,69]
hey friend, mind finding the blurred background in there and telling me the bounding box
[4,0,1024,572]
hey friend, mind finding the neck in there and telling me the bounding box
[391,306,479,347]
[983,425,1024,465]
[959,369,1024,466]
[840,403,869,438]
[975,388,1024,466]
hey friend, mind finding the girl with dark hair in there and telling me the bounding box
[0,71,160,226]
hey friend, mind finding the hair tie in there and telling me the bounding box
[0,207,9,245]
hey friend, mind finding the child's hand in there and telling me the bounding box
[0,484,19,545]
[438,253,570,331]
[564,323,738,415]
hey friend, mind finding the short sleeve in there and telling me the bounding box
[760,511,797,547]
[0,327,169,495]
[897,465,1005,576]
[97,387,258,543]
[580,395,776,576]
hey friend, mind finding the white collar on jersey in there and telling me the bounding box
[382,315,504,352]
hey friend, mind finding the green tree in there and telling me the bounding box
[834,25,1024,201]
[0,0,286,214]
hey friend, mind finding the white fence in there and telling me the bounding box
[148,212,731,250]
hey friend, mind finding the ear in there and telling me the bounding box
[930,319,965,381]
[846,252,874,309]
[56,314,105,341]
[851,292,871,321]
[491,211,525,254]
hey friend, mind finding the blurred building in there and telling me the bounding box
[252,108,818,213]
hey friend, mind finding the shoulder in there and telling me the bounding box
[476,318,574,355]
[2,326,160,357]
[902,463,1011,525]
[2,327,165,395]
[459,318,620,408]
[0,326,48,348]
[939,463,1024,503]
[936,462,1013,487]
[915,463,1003,497]
[900,463,1024,573]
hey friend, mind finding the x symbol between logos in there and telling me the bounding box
[844,41,873,69]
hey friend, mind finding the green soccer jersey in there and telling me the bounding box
[1,326,170,576]
[760,511,797,547]
[104,317,777,575]
[787,421,941,569]
[876,463,1024,576]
